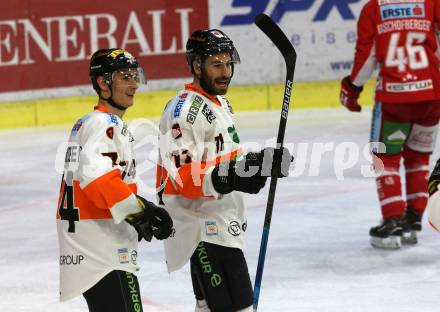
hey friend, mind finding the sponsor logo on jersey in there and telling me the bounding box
[173,93,188,118]
[71,120,83,134]
[385,79,433,92]
[71,115,90,136]
[201,104,216,124]
[377,19,431,35]
[242,221,247,232]
[118,248,130,264]
[186,95,203,124]
[131,250,138,265]
[108,114,119,126]
[60,254,84,265]
[225,98,234,114]
[228,221,241,236]
[380,4,425,20]
[228,125,240,144]
[171,123,182,139]
[205,221,218,236]
[379,0,424,5]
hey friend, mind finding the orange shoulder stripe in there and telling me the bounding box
[56,177,136,221]
[185,83,222,107]
[82,169,135,209]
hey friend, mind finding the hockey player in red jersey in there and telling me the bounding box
[340,0,440,249]
[56,48,173,311]
[156,30,292,311]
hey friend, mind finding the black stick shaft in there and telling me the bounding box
[252,14,297,311]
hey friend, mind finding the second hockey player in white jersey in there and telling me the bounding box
[156,29,292,312]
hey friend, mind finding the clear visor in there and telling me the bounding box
[112,68,147,85]
[205,52,240,68]
[230,48,240,64]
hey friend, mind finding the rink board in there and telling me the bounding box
[0,80,375,129]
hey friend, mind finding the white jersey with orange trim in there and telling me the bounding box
[157,83,247,273]
[56,105,142,301]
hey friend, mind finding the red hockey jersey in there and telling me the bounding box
[350,0,440,103]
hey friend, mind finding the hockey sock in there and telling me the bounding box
[403,148,430,214]
[375,153,405,218]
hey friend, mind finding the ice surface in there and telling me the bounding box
[2,108,440,312]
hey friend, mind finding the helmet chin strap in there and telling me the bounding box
[100,85,127,111]
[107,97,127,111]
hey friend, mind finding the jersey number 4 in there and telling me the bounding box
[385,32,428,72]
[58,172,79,233]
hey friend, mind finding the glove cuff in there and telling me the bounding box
[211,162,235,194]
[429,180,440,197]
[343,76,363,93]
[126,196,155,223]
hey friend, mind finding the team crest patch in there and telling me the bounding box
[228,221,241,236]
[106,127,114,139]
[211,30,224,38]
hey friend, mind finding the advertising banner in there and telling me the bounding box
[213,0,364,84]
[0,0,208,92]
[0,0,364,98]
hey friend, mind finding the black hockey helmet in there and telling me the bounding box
[89,48,145,94]
[186,29,240,74]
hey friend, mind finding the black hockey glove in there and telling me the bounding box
[429,158,440,197]
[126,195,173,242]
[211,147,292,195]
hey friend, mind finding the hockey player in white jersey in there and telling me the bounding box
[56,48,173,312]
[157,29,292,311]
[428,159,440,230]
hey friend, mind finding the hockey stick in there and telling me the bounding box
[253,13,297,312]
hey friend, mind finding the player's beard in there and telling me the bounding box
[199,68,231,96]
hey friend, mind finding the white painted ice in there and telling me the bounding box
[2,108,440,312]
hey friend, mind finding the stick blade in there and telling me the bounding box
[254,13,296,68]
